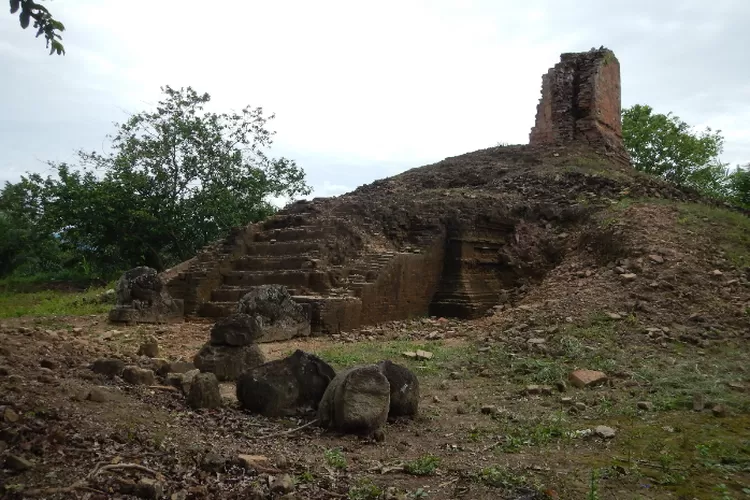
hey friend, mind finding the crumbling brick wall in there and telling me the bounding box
[529,48,629,164]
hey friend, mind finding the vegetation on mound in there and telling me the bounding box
[0,282,113,318]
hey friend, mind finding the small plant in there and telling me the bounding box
[324,448,347,470]
[297,471,315,484]
[348,479,382,500]
[587,468,600,500]
[404,454,440,476]
[408,488,429,498]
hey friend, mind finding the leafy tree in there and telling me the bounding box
[8,0,65,55]
[727,165,750,208]
[2,86,310,277]
[622,104,728,195]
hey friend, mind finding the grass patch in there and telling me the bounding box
[404,454,440,476]
[324,448,347,470]
[0,285,114,318]
[316,340,471,375]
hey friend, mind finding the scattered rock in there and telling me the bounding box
[137,336,160,358]
[122,366,156,385]
[711,269,723,276]
[210,314,263,346]
[712,404,728,418]
[449,372,460,380]
[569,369,607,388]
[636,401,653,411]
[556,381,567,393]
[574,402,588,411]
[146,358,171,376]
[693,393,705,411]
[377,360,419,418]
[87,387,110,403]
[5,454,33,471]
[605,312,622,320]
[237,285,311,342]
[415,350,433,360]
[201,452,226,473]
[91,358,125,378]
[526,385,541,395]
[238,454,272,471]
[168,361,195,374]
[0,366,9,376]
[180,369,200,395]
[134,477,164,499]
[648,254,664,264]
[480,405,497,415]
[527,338,546,345]
[269,474,295,495]
[193,343,266,381]
[236,350,335,417]
[561,397,573,405]
[3,407,19,423]
[620,273,637,281]
[402,351,417,359]
[318,365,390,434]
[186,373,222,409]
[40,359,58,370]
[594,425,616,439]
[165,372,185,390]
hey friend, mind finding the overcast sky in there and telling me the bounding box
[1,0,748,199]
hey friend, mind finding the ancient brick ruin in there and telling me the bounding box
[529,48,629,164]
[150,48,631,334]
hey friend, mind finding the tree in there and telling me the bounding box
[727,165,750,208]
[622,104,728,196]
[2,86,310,277]
[8,0,65,55]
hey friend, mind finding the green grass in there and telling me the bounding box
[0,285,113,318]
[403,454,440,476]
[324,448,347,470]
[315,340,472,375]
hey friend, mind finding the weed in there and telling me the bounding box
[297,471,315,483]
[475,466,531,489]
[404,454,440,476]
[587,469,600,500]
[348,479,382,500]
[324,448,347,470]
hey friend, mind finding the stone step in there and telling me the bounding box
[197,301,237,318]
[222,270,331,291]
[245,240,325,257]
[254,226,326,243]
[211,285,300,302]
[232,255,317,271]
[261,212,315,230]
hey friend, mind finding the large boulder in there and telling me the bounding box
[210,314,262,346]
[237,285,310,342]
[194,344,266,381]
[378,360,419,418]
[186,373,222,409]
[318,365,390,435]
[236,350,335,417]
[108,267,183,324]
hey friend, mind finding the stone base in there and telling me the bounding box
[108,299,184,324]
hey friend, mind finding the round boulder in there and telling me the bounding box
[236,350,335,417]
[210,314,262,346]
[186,372,222,409]
[318,364,390,434]
[378,360,419,418]
[193,344,265,381]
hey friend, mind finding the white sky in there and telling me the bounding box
[1,0,749,199]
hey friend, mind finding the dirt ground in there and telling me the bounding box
[2,197,750,499]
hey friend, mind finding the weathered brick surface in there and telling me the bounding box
[529,48,628,164]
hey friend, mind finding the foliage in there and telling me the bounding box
[0,86,309,278]
[622,104,727,195]
[726,165,750,208]
[324,448,347,470]
[403,454,440,476]
[9,0,65,54]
